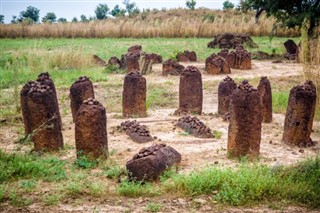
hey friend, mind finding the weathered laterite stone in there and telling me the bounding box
[126,52,140,72]
[139,53,162,75]
[218,76,237,115]
[120,120,153,143]
[20,81,63,151]
[162,59,185,76]
[176,116,214,138]
[176,66,203,115]
[126,144,181,181]
[227,82,261,158]
[122,71,147,117]
[75,98,108,158]
[176,50,197,62]
[205,54,231,75]
[128,45,142,53]
[107,56,121,68]
[218,46,251,70]
[283,81,317,147]
[257,76,272,123]
[93,55,107,66]
[70,76,95,122]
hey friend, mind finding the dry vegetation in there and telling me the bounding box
[0,9,300,38]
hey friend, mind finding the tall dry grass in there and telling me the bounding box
[0,9,299,38]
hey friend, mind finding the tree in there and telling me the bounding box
[123,0,140,17]
[42,12,57,23]
[239,0,320,37]
[19,6,40,23]
[11,15,17,24]
[111,4,126,17]
[0,15,4,24]
[186,0,196,10]
[95,3,109,20]
[223,0,235,10]
[58,17,67,23]
[71,17,78,23]
[80,15,89,22]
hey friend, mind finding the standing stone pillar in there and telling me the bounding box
[177,66,203,115]
[70,76,95,122]
[283,81,317,147]
[257,76,272,123]
[218,76,237,115]
[75,98,108,158]
[122,71,147,117]
[20,81,63,151]
[227,82,261,158]
[126,52,140,72]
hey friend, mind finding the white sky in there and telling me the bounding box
[0,0,240,23]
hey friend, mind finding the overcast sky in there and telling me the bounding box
[1,0,240,23]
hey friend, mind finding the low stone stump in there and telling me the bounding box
[70,76,95,122]
[176,50,197,62]
[258,76,272,123]
[176,116,214,138]
[207,33,258,49]
[93,55,107,66]
[283,81,317,147]
[218,46,251,70]
[128,45,142,53]
[126,52,141,72]
[175,66,203,115]
[227,82,261,158]
[162,59,185,76]
[218,76,237,115]
[75,98,108,158]
[284,39,299,61]
[140,53,162,75]
[20,81,63,152]
[126,144,181,181]
[107,56,121,68]
[122,71,147,117]
[120,54,128,70]
[120,120,153,143]
[205,54,231,75]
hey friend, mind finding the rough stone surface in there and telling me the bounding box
[122,71,147,117]
[139,53,162,75]
[218,76,237,115]
[207,33,258,49]
[227,82,261,158]
[176,50,197,62]
[162,59,185,76]
[126,144,181,181]
[107,56,121,68]
[176,66,203,115]
[75,98,108,158]
[218,46,251,69]
[120,54,128,70]
[93,55,107,66]
[70,76,95,122]
[20,81,63,151]
[283,81,317,147]
[126,52,141,72]
[258,76,272,123]
[120,120,153,143]
[176,116,214,138]
[205,54,231,75]
[128,45,142,53]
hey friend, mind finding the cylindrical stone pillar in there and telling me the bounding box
[75,98,108,158]
[257,76,272,123]
[126,52,140,72]
[122,71,147,117]
[20,81,64,151]
[178,66,203,114]
[70,76,95,122]
[218,76,237,115]
[283,81,317,147]
[227,82,261,158]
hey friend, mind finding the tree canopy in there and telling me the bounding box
[42,12,57,23]
[186,0,196,10]
[111,5,126,17]
[239,0,320,36]
[19,6,40,23]
[0,15,4,24]
[223,0,235,10]
[123,0,140,17]
[57,17,67,23]
[95,4,109,20]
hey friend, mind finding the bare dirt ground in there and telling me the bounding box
[1,60,319,212]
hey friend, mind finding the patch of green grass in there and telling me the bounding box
[104,165,126,179]
[146,86,175,110]
[18,180,36,192]
[116,180,160,197]
[0,150,66,183]
[0,184,5,202]
[74,154,97,169]
[213,130,222,139]
[145,202,162,212]
[9,190,32,207]
[43,193,64,206]
[272,91,289,113]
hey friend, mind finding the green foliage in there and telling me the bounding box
[202,13,215,23]
[0,15,4,24]
[104,64,124,74]
[19,6,40,23]
[117,180,160,197]
[95,3,110,20]
[104,165,126,179]
[0,150,66,183]
[42,12,57,23]
[80,14,89,22]
[145,202,162,212]
[19,180,36,192]
[57,17,67,23]
[186,0,196,10]
[223,0,235,10]
[71,17,78,23]
[213,130,222,139]
[111,5,126,17]
[74,154,97,169]
[123,0,140,17]
[43,193,64,206]
[146,86,175,110]
[272,91,289,113]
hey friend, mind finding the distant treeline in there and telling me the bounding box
[0,9,300,38]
